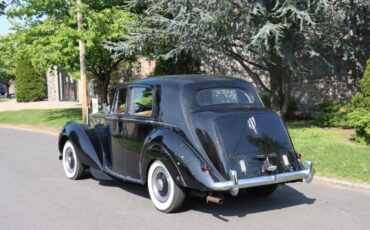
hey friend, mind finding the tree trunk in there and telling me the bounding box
[94,73,110,105]
[266,62,291,117]
[269,69,282,115]
[281,71,291,117]
[5,83,10,98]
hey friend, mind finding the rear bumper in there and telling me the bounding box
[205,160,315,196]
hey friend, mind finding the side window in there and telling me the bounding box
[111,88,127,114]
[116,88,127,114]
[129,87,153,117]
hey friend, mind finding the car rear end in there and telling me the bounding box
[183,81,314,196]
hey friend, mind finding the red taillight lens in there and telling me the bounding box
[201,163,210,172]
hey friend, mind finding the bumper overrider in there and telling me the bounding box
[203,160,315,196]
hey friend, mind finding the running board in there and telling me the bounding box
[103,166,144,184]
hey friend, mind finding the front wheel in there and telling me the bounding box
[147,160,185,213]
[62,140,85,180]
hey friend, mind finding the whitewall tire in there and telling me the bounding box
[62,140,84,180]
[147,160,185,213]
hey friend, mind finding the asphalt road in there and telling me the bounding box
[1,128,369,230]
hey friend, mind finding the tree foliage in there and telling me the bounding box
[347,59,370,144]
[0,35,16,97]
[15,59,45,102]
[154,51,201,76]
[3,0,135,103]
[111,0,370,116]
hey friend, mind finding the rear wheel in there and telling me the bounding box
[62,141,84,180]
[147,160,185,213]
[248,184,277,197]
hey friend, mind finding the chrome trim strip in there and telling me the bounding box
[119,117,179,129]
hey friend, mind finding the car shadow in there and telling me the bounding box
[88,169,315,220]
[182,186,316,221]
[88,168,150,198]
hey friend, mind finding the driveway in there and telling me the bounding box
[0,127,369,230]
[0,99,80,111]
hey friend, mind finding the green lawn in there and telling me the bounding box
[0,109,368,183]
[288,121,370,183]
[0,108,82,129]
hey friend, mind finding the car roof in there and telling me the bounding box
[113,75,252,89]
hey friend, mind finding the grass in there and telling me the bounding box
[0,109,368,184]
[287,121,370,184]
[0,108,82,129]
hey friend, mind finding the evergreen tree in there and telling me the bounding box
[15,59,45,102]
[111,0,370,116]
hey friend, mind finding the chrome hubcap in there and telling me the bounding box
[152,167,170,203]
[65,148,75,173]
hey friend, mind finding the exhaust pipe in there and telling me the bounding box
[206,195,223,205]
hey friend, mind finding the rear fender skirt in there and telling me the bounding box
[140,128,212,191]
[58,122,104,170]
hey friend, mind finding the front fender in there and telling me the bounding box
[140,128,213,191]
[58,121,104,170]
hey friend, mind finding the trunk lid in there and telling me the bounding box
[193,109,299,179]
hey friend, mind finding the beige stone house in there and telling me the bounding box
[46,59,156,102]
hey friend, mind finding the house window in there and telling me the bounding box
[58,71,78,101]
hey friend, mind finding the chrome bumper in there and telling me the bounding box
[205,160,315,196]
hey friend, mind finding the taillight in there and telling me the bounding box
[201,163,210,172]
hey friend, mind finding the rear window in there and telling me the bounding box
[196,88,255,106]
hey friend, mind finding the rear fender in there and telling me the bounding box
[140,128,209,191]
[58,122,104,170]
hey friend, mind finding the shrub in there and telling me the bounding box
[285,99,298,119]
[347,59,370,144]
[15,60,46,102]
[313,101,349,127]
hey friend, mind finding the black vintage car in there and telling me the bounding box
[58,75,314,213]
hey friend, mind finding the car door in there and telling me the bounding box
[122,85,155,179]
[105,87,129,175]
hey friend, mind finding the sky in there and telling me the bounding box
[0,16,11,35]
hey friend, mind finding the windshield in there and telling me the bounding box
[196,88,255,106]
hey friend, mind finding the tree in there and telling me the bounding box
[4,0,135,104]
[347,58,370,144]
[15,59,45,102]
[0,73,14,98]
[0,0,15,15]
[0,35,15,98]
[111,0,370,116]
[154,51,201,76]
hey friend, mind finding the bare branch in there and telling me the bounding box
[224,49,271,93]
[228,48,268,71]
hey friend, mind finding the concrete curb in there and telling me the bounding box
[314,176,370,192]
[0,124,58,136]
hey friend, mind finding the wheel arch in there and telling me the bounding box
[140,128,208,191]
[58,135,69,154]
[58,121,104,170]
[142,144,185,187]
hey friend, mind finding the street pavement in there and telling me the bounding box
[0,127,369,230]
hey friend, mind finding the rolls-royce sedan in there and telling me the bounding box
[58,75,314,213]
